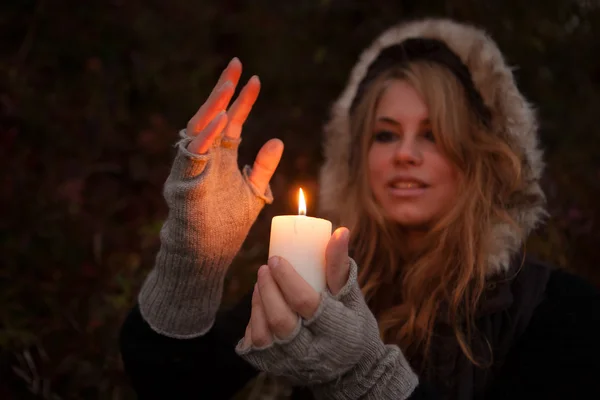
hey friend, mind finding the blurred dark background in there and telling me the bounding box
[1,0,599,398]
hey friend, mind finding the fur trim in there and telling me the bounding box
[318,18,546,275]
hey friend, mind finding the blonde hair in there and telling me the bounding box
[343,61,524,368]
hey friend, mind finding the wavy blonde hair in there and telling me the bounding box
[342,61,525,368]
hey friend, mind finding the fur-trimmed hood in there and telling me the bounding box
[318,18,546,275]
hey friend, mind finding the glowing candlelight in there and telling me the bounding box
[298,188,307,216]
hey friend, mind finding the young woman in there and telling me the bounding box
[119,18,600,399]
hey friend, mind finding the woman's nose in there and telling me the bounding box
[393,137,423,166]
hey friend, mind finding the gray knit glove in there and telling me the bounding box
[138,129,272,338]
[236,259,418,399]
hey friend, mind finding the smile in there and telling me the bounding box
[391,182,425,189]
[387,181,428,198]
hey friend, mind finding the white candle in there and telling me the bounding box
[268,188,332,292]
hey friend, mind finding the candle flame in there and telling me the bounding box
[298,188,307,216]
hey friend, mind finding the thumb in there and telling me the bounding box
[249,138,284,195]
[326,227,351,295]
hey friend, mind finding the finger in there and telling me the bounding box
[249,138,284,194]
[267,256,320,320]
[213,57,243,94]
[326,227,351,295]
[242,321,252,349]
[187,111,228,154]
[250,283,273,348]
[187,58,242,134]
[256,265,299,339]
[223,75,261,140]
[187,82,235,135]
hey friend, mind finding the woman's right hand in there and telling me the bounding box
[138,58,284,338]
[161,57,284,257]
[185,57,284,194]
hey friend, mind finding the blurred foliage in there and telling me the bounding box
[0,0,599,398]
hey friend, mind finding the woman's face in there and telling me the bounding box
[368,79,459,228]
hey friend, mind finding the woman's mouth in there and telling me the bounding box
[387,179,428,197]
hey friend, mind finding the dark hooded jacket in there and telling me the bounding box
[119,18,600,399]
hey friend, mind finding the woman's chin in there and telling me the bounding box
[385,208,433,228]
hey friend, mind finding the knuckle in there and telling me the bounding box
[251,332,270,348]
[252,158,270,175]
[293,295,318,316]
[268,315,293,335]
[237,100,252,114]
[187,115,201,131]
[254,291,267,305]
[225,123,242,138]
[186,121,195,133]
[252,335,268,347]
[256,279,268,294]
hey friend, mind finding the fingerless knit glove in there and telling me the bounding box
[236,259,419,399]
[138,130,272,338]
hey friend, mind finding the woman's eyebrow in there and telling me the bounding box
[376,116,401,126]
[376,117,431,126]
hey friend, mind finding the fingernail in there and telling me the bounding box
[230,57,240,65]
[258,264,268,277]
[250,75,260,84]
[341,229,349,241]
[335,228,348,241]
[268,256,279,269]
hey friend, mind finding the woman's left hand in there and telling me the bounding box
[235,226,395,389]
[235,231,419,397]
[240,227,352,350]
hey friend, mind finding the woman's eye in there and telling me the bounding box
[373,131,396,143]
[423,130,436,142]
